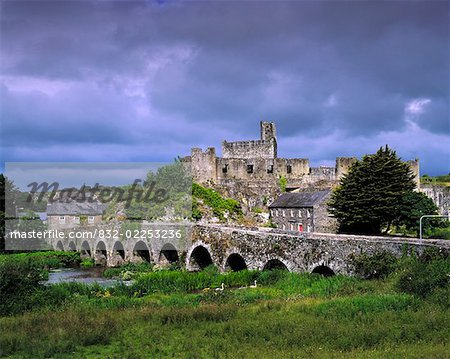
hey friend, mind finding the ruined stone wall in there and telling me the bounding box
[216,157,309,182]
[308,167,336,183]
[407,159,420,189]
[260,121,276,141]
[190,147,217,183]
[222,139,277,159]
[421,184,450,215]
[335,157,358,180]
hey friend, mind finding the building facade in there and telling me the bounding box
[268,190,336,233]
[47,202,106,230]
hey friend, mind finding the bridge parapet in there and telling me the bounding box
[48,222,449,274]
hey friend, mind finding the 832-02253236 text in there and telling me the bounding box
[8,228,183,240]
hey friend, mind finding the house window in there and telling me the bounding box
[307,209,311,218]
[282,210,285,217]
[222,164,228,173]
[290,223,294,231]
[282,224,286,230]
[247,165,253,174]
[307,225,311,233]
[74,216,80,224]
[275,209,278,216]
[59,216,65,224]
[298,210,302,218]
[88,216,95,224]
[287,165,292,174]
[267,165,273,174]
[290,210,294,217]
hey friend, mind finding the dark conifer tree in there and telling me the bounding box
[328,146,416,234]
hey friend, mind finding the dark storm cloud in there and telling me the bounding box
[1,0,448,175]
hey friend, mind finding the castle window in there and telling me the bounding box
[247,165,253,174]
[267,165,273,174]
[222,164,228,173]
[287,165,292,174]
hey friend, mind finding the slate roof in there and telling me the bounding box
[47,202,107,215]
[268,190,331,208]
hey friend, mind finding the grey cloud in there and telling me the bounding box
[0,0,448,175]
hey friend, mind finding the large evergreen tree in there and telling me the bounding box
[328,146,416,234]
[395,191,438,235]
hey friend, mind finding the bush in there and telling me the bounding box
[352,251,398,279]
[395,258,450,298]
[80,258,95,268]
[192,183,242,221]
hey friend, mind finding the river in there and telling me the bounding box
[45,267,125,287]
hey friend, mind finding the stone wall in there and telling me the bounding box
[421,184,450,215]
[335,157,358,180]
[190,147,217,183]
[222,139,277,159]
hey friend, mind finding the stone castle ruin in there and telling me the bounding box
[183,122,420,194]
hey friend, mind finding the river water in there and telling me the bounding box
[45,267,122,287]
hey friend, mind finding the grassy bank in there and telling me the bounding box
[0,251,449,358]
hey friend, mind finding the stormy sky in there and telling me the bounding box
[1,0,449,177]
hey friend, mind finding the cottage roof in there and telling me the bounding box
[268,190,331,208]
[47,201,107,215]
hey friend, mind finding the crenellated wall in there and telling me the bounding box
[185,122,421,192]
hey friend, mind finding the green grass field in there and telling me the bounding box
[0,252,449,358]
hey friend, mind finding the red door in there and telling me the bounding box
[298,224,303,232]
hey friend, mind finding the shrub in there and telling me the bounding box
[80,258,95,268]
[395,258,450,298]
[352,251,398,279]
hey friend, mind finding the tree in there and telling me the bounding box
[395,191,439,235]
[1,175,21,252]
[328,146,416,234]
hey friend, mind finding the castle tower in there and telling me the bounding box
[260,121,277,141]
[335,157,358,180]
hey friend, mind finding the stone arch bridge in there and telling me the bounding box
[49,224,449,275]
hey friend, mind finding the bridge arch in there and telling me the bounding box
[159,243,179,264]
[95,241,108,265]
[68,241,77,252]
[262,258,289,271]
[56,240,64,251]
[133,241,151,263]
[187,243,214,271]
[80,241,91,257]
[311,265,335,277]
[224,253,247,271]
[112,241,125,260]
